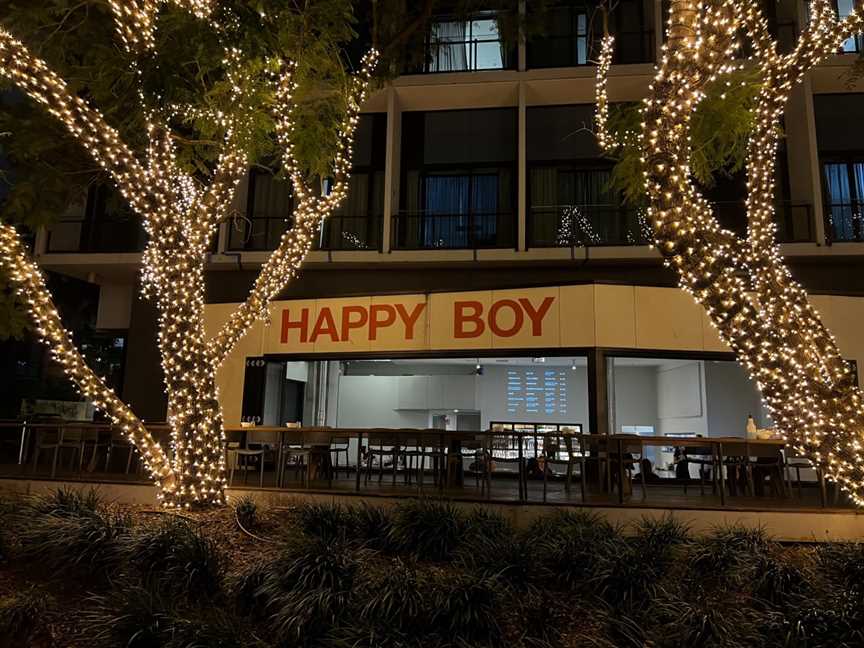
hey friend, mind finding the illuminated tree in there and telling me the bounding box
[596,0,864,503]
[0,1,376,508]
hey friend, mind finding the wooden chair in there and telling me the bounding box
[31,423,88,477]
[279,429,312,488]
[364,431,401,486]
[484,432,526,500]
[682,444,721,496]
[329,433,351,480]
[746,444,787,498]
[225,429,268,488]
[543,433,587,502]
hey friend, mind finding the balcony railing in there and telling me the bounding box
[528,202,815,248]
[528,205,649,248]
[46,214,146,253]
[226,215,291,252]
[317,215,383,251]
[392,212,517,250]
[527,29,655,68]
[824,201,864,243]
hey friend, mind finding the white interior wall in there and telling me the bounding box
[656,361,709,437]
[335,375,429,428]
[610,366,659,433]
[703,361,765,438]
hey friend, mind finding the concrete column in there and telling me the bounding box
[518,82,527,251]
[382,86,400,253]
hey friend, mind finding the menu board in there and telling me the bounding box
[506,367,568,417]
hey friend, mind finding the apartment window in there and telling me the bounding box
[398,109,517,249]
[823,159,864,241]
[838,0,864,53]
[319,114,387,251]
[527,0,653,68]
[526,105,643,247]
[46,185,145,253]
[424,12,515,72]
[229,170,293,251]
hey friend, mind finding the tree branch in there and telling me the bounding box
[0,222,176,496]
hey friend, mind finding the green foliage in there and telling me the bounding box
[606,67,767,207]
[431,573,502,645]
[121,516,225,598]
[295,501,355,542]
[350,502,395,551]
[254,538,359,645]
[388,498,464,562]
[689,523,774,583]
[15,490,129,581]
[0,586,49,645]
[0,0,362,230]
[357,558,429,633]
[233,494,258,530]
[83,584,253,648]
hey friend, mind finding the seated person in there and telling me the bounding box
[638,458,664,484]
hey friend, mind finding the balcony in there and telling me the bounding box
[528,204,648,247]
[824,201,864,243]
[46,210,145,254]
[528,201,815,248]
[226,215,289,252]
[392,212,516,250]
[408,12,517,74]
[317,215,383,251]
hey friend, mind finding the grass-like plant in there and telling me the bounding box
[430,573,502,645]
[350,503,394,551]
[15,505,130,581]
[121,516,225,598]
[388,499,464,562]
[25,486,104,517]
[689,523,774,584]
[256,538,359,645]
[0,586,49,645]
[295,501,354,542]
[233,494,258,530]
[82,585,171,648]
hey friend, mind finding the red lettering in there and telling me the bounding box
[395,303,426,340]
[341,305,369,341]
[488,299,523,337]
[369,304,397,340]
[454,301,484,338]
[281,308,309,343]
[310,307,339,343]
[519,296,555,336]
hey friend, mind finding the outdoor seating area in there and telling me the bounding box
[0,419,849,511]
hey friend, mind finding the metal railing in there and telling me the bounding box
[528,202,814,249]
[527,29,655,68]
[392,212,517,250]
[46,215,146,253]
[317,215,383,251]
[0,421,844,510]
[419,37,516,73]
[824,201,864,243]
[528,204,649,248]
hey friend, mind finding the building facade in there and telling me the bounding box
[28,0,864,447]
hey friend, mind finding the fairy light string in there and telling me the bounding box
[596,0,864,503]
[0,2,377,507]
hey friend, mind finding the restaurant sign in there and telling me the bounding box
[262,286,596,354]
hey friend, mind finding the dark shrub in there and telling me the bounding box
[780,590,864,648]
[26,486,104,517]
[631,515,691,565]
[229,560,272,617]
[690,524,774,583]
[16,506,129,580]
[817,542,864,593]
[257,539,358,645]
[0,586,49,646]
[388,499,464,562]
[233,494,258,530]
[82,585,170,648]
[460,507,514,551]
[350,503,394,551]
[751,554,813,607]
[357,558,431,635]
[650,594,763,648]
[431,574,502,644]
[459,535,539,592]
[295,502,354,542]
[122,516,224,597]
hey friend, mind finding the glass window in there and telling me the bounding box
[229,171,293,251]
[428,14,511,72]
[823,160,864,241]
[838,0,863,52]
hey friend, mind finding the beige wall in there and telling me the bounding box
[208,285,864,426]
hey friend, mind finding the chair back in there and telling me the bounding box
[748,443,784,459]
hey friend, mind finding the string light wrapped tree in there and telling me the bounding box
[0,0,377,508]
[596,0,864,503]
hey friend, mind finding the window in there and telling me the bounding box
[398,109,517,249]
[527,1,653,69]
[823,160,864,241]
[229,170,294,251]
[838,0,864,53]
[426,13,513,72]
[318,114,387,251]
[526,105,643,247]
